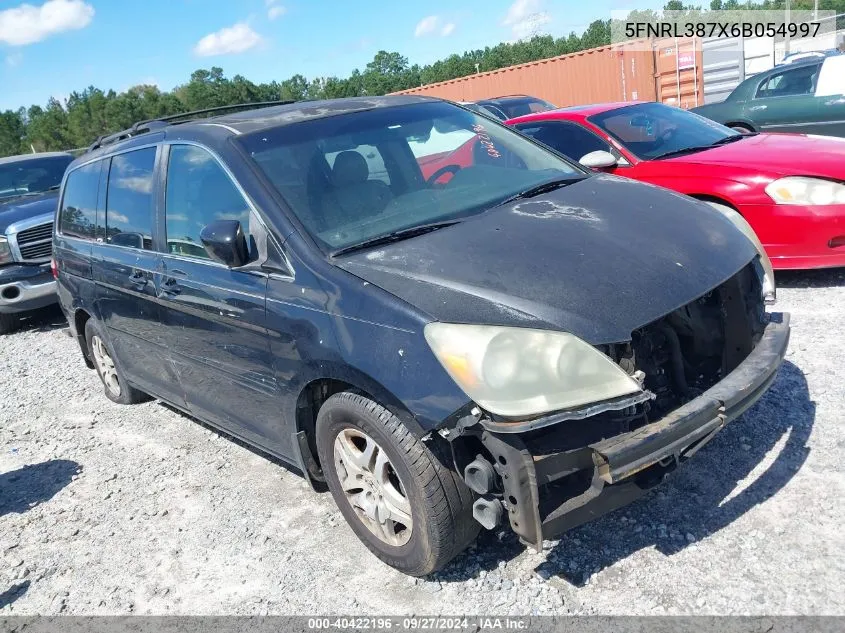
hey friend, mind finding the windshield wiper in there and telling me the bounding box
[495,177,583,207]
[332,220,461,257]
[711,133,752,145]
[13,185,61,198]
[653,133,750,160]
[653,145,713,159]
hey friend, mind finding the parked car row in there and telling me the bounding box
[4,95,790,577]
[5,82,843,334]
[7,89,840,576]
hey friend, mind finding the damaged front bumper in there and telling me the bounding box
[476,314,790,549]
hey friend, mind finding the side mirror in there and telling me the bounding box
[579,150,618,170]
[200,220,249,267]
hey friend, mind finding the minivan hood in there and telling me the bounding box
[336,175,757,344]
[664,133,845,178]
[0,191,58,233]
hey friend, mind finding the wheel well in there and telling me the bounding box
[294,377,436,481]
[726,121,755,132]
[295,378,355,479]
[74,309,94,368]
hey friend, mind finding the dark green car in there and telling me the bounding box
[691,55,845,137]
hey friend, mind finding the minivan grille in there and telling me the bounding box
[15,222,53,262]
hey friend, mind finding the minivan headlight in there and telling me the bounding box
[0,236,13,265]
[708,205,776,304]
[424,323,642,417]
[765,177,845,206]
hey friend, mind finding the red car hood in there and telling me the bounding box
[664,133,845,178]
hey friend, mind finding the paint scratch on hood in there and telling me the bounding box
[512,200,599,221]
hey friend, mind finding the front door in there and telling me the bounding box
[155,143,278,447]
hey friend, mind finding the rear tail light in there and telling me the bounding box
[50,257,58,280]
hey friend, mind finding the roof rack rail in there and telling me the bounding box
[86,100,296,153]
[152,100,297,124]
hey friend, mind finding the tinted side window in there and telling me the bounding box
[755,64,819,98]
[517,121,611,162]
[105,148,157,250]
[165,145,251,260]
[59,162,100,240]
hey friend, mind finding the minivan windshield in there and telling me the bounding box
[588,102,744,160]
[0,154,73,201]
[238,101,586,253]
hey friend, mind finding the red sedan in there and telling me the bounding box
[506,101,845,270]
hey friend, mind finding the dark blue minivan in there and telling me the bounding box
[54,97,789,575]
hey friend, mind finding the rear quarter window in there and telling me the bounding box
[59,162,101,240]
[754,64,820,98]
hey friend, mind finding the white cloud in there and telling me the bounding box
[267,5,286,20]
[415,15,456,38]
[193,22,263,57]
[115,177,152,194]
[107,211,129,224]
[215,211,248,221]
[502,0,535,26]
[502,0,550,39]
[265,0,285,21]
[414,15,439,37]
[6,52,23,67]
[0,0,93,46]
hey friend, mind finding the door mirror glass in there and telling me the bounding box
[579,150,618,169]
[200,220,249,267]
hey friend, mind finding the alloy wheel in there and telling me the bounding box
[91,335,121,397]
[333,428,413,546]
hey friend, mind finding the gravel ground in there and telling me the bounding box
[1,269,844,616]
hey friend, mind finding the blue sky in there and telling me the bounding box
[0,0,665,112]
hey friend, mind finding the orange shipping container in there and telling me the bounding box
[652,37,704,110]
[395,43,658,107]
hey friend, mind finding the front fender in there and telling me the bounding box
[320,312,472,436]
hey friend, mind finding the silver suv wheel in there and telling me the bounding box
[333,428,413,547]
[90,335,121,397]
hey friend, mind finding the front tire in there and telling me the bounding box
[316,392,478,576]
[85,319,149,405]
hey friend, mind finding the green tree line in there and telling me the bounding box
[1,0,842,157]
